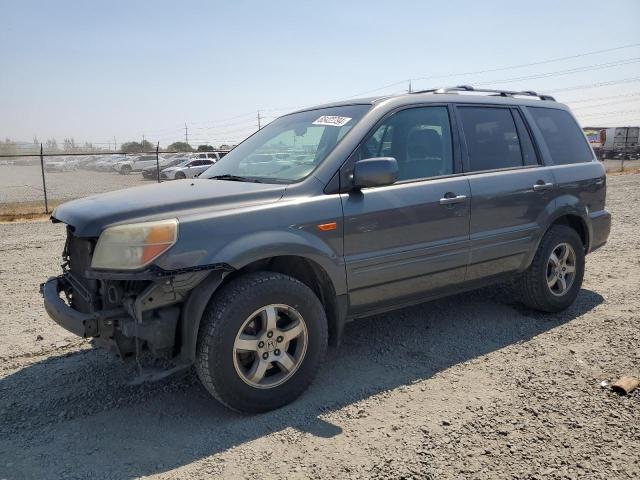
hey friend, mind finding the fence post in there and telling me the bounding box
[156,142,160,183]
[39,143,49,214]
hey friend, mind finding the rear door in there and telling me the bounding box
[342,105,471,313]
[455,104,557,281]
[523,106,606,242]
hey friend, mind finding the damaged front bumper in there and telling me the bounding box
[40,263,229,363]
[41,276,126,338]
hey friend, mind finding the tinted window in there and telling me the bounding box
[459,107,523,171]
[361,106,453,181]
[528,107,593,165]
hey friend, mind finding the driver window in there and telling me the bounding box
[362,106,454,181]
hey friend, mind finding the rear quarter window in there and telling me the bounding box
[527,107,593,165]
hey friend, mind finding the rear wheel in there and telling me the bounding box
[516,225,585,312]
[119,164,132,175]
[196,272,328,413]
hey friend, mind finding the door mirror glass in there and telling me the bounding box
[352,157,398,189]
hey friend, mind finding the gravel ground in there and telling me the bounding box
[0,174,638,480]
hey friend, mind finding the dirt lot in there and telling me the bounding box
[0,165,148,215]
[0,174,638,480]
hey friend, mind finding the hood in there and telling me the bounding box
[52,179,286,236]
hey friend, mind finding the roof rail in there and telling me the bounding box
[411,85,556,101]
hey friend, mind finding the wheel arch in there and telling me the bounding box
[223,255,347,348]
[178,254,347,364]
[548,214,589,251]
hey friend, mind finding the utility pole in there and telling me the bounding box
[142,134,145,152]
[408,79,412,93]
[184,123,189,143]
[113,136,117,152]
[257,111,262,130]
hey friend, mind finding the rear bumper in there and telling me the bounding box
[41,276,125,338]
[588,209,611,253]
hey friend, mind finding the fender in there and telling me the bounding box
[547,195,591,249]
[208,229,348,295]
[177,270,226,364]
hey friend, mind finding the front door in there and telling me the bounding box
[341,105,471,313]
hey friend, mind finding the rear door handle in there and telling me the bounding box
[533,182,554,192]
[439,194,467,205]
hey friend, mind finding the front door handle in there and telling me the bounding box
[439,194,467,205]
[533,182,554,192]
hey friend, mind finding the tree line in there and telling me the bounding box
[1,137,235,156]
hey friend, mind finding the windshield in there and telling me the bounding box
[200,105,371,183]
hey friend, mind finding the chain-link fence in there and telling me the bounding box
[0,147,229,218]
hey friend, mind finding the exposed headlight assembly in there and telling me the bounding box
[91,219,178,270]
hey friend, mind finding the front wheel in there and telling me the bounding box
[516,225,585,312]
[196,272,328,413]
[174,171,186,180]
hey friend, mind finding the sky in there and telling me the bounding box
[1,0,640,149]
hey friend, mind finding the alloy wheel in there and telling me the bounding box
[232,304,308,389]
[546,242,577,296]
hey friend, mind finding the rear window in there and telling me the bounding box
[458,107,524,171]
[528,107,593,165]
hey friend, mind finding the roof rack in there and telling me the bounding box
[411,85,556,101]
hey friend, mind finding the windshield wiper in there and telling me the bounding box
[208,174,263,183]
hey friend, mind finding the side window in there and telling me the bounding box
[527,107,593,165]
[458,107,523,171]
[361,106,454,181]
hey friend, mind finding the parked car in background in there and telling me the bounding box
[45,157,77,172]
[113,155,158,175]
[160,158,215,179]
[141,156,189,179]
[95,156,128,172]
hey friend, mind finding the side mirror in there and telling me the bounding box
[352,157,398,189]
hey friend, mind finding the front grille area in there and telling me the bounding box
[64,227,100,313]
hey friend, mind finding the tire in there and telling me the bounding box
[196,271,328,413]
[119,165,132,175]
[516,225,585,312]
[175,171,186,180]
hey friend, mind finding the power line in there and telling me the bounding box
[474,57,640,86]
[548,76,640,93]
[563,92,640,104]
[410,42,640,81]
[577,108,640,118]
[570,97,640,110]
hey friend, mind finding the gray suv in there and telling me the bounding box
[42,86,611,413]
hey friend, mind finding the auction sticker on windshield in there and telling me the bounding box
[312,116,351,127]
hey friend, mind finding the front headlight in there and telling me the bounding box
[91,219,178,270]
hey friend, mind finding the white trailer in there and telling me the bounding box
[601,127,640,158]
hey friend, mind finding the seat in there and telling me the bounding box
[399,129,443,180]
